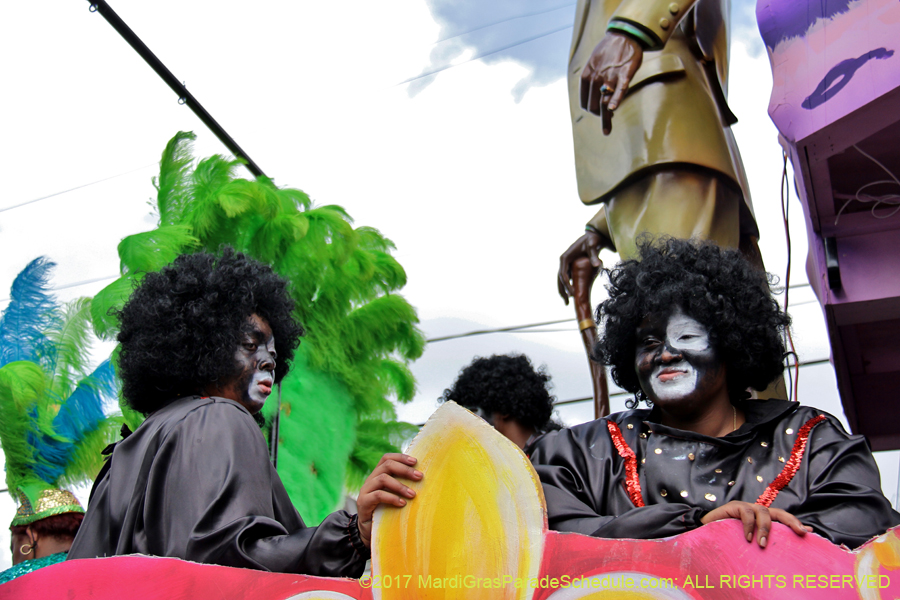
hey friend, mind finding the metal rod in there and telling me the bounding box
[269,383,281,467]
[86,0,266,178]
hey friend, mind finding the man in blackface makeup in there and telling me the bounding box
[532,238,900,550]
[439,354,563,455]
[68,249,420,576]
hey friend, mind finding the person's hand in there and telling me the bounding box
[701,501,813,548]
[580,32,643,134]
[357,453,422,547]
[558,231,603,304]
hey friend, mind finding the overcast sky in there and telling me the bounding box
[0,0,896,568]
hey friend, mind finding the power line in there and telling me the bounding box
[54,274,120,291]
[435,3,576,44]
[398,24,573,86]
[426,283,821,344]
[417,356,834,425]
[427,318,575,343]
[0,274,119,304]
[0,163,157,214]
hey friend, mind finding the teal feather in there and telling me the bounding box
[0,257,58,368]
[0,261,117,498]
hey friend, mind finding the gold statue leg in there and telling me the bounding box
[604,168,741,261]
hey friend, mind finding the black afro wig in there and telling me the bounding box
[439,354,556,431]
[593,238,790,405]
[115,247,304,415]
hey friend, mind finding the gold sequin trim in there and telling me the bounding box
[12,488,83,526]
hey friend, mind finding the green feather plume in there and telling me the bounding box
[0,263,119,505]
[92,131,424,522]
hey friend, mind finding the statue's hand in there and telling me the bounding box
[558,231,604,305]
[580,32,643,134]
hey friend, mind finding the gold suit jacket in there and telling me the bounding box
[570,0,752,209]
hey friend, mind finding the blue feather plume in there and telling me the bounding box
[0,257,59,368]
[29,360,119,484]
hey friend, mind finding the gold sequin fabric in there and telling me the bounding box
[12,488,83,526]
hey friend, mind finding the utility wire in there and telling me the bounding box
[1,10,579,215]
[0,163,157,214]
[399,24,573,85]
[0,274,119,304]
[435,3,576,43]
[417,356,834,425]
[426,285,821,344]
[427,318,575,343]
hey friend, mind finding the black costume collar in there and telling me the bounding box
[640,399,800,447]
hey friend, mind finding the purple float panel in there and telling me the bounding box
[758,0,900,450]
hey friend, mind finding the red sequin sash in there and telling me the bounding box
[756,414,827,507]
[607,421,645,507]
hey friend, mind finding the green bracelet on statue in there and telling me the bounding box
[607,20,659,50]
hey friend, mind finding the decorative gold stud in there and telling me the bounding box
[757,475,764,482]
[761,442,768,447]
[659,17,670,29]
[728,480,735,486]
[627,423,634,429]
[747,457,753,463]
[641,458,646,464]
[655,448,662,455]
[786,428,794,435]
[669,3,680,14]
[660,489,668,497]
[705,493,716,502]
[688,453,695,461]
[714,468,723,473]
[779,456,785,463]
[680,490,688,498]
[640,433,648,439]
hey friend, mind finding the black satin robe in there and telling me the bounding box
[68,396,369,576]
[530,399,900,549]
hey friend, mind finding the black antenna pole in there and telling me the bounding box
[85,1,266,178]
[270,384,281,467]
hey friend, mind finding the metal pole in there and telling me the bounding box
[85,0,266,178]
[269,383,281,467]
